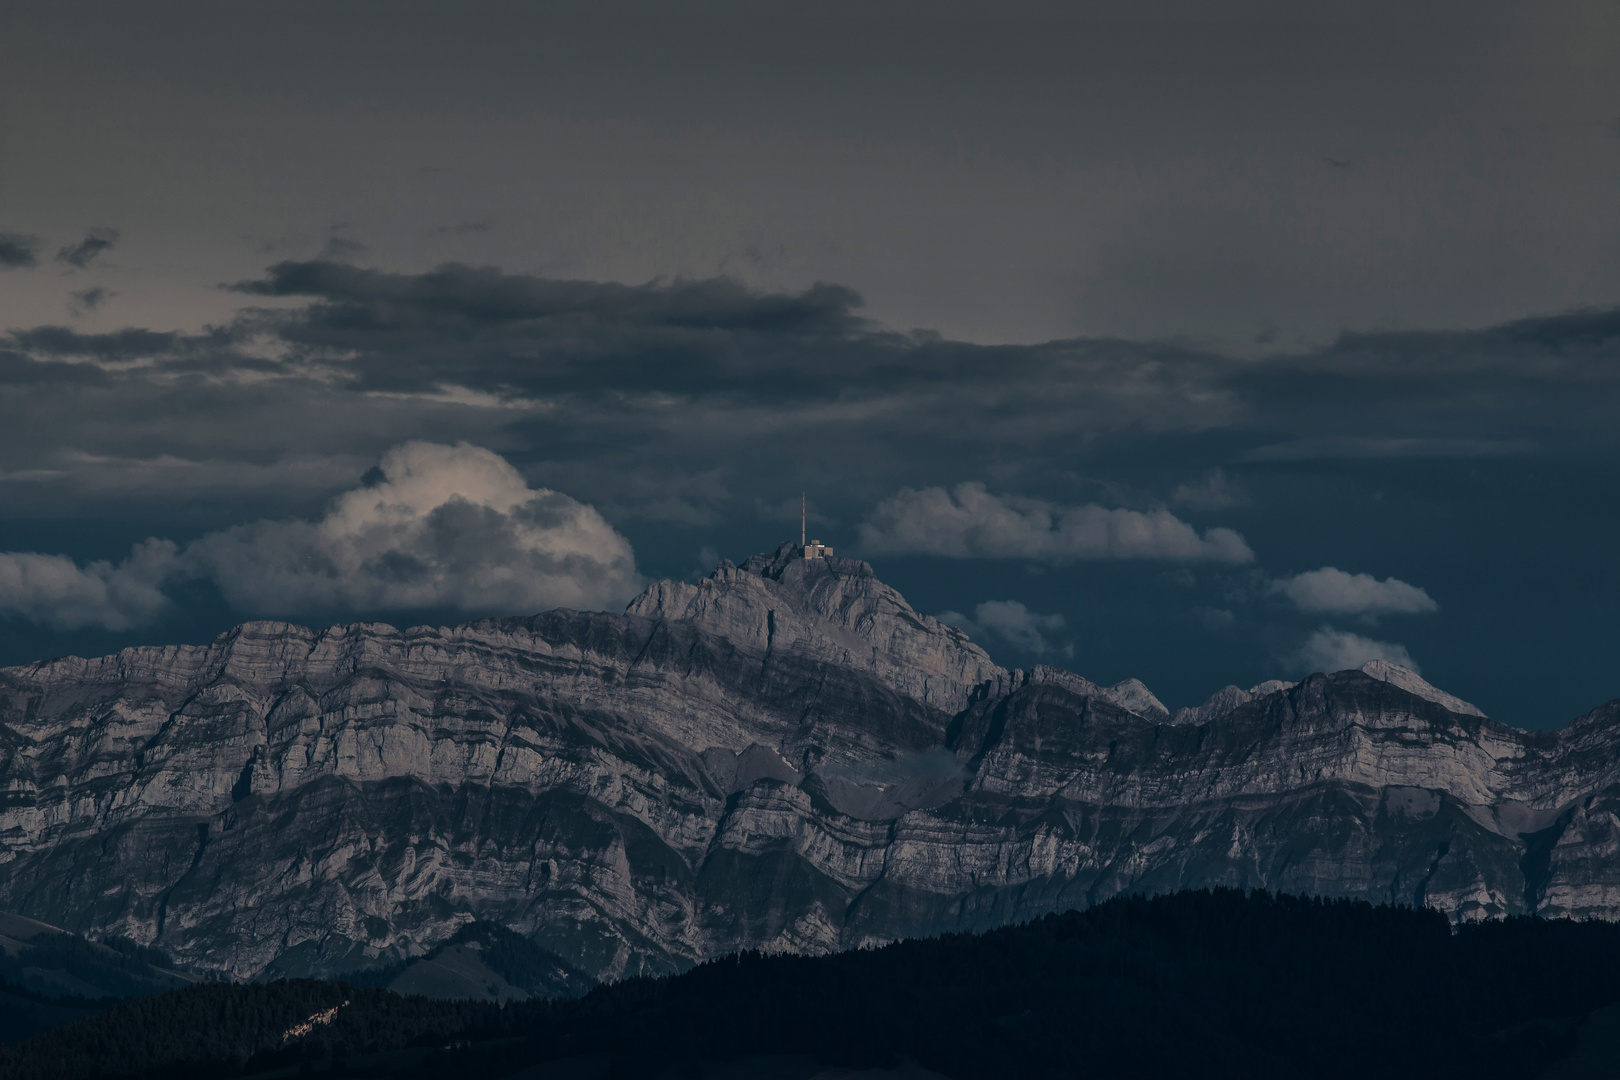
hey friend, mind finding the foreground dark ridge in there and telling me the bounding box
[4,889,1619,1080]
[0,914,581,1048]
[1,544,1618,983]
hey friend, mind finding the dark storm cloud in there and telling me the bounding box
[224,260,1235,445]
[1314,306,1620,371]
[232,260,866,336]
[1232,307,1620,453]
[7,326,186,363]
[2,260,1617,530]
[222,260,1620,454]
[0,349,109,387]
[55,228,120,269]
[0,234,41,269]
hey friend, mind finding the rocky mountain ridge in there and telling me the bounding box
[0,544,1616,984]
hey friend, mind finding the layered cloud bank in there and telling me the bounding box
[859,483,1254,564]
[3,261,1617,533]
[0,442,642,630]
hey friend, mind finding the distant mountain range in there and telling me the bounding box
[1,543,1617,985]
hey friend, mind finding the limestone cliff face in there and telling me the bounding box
[0,544,1616,983]
[623,547,1002,719]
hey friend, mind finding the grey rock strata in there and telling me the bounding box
[0,543,1616,984]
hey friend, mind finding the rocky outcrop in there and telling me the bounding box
[623,547,1002,718]
[1167,661,1484,727]
[1170,679,1295,725]
[1359,659,1487,718]
[0,544,1616,984]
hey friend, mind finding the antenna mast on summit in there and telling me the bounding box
[799,494,833,560]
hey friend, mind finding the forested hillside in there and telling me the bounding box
[5,888,1620,1079]
[0,912,195,1046]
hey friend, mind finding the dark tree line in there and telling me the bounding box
[6,889,1620,1080]
[0,980,492,1080]
[0,978,111,1049]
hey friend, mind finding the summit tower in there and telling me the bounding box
[801,492,832,559]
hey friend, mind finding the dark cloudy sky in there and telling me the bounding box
[2,0,1618,727]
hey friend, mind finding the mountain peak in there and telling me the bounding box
[1170,678,1297,725]
[624,547,1003,715]
[1102,678,1169,722]
[1359,659,1486,717]
[1021,667,1169,722]
[737,540,861,580]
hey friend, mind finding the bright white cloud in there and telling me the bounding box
[859,482,1254,564]
[0,540,175,631]
[939,599,1068,655]
[1295,626,1418,675]
[185,441,643,616]
[1278,567,1437,619]
[0,442,644,630]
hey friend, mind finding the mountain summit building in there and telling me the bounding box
[799,492,832,558]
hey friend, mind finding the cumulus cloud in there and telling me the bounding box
[938,600,1068,655]
[56,228,120,269]
[0,540,175,631]
[0,442,643,630]
[1276,567,1437,620]
[860,482,1254,564]
[1295,626,1418,675]
[0,233,41,269]
[184,441,643,615]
